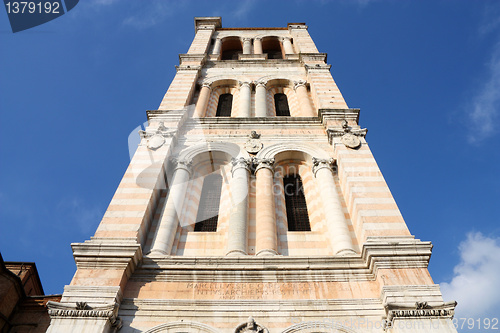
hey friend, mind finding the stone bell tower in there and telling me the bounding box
[47,17,458,333]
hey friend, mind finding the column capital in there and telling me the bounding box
[201,81,212,90]
[239,81,252,89]
[312,157,334,177]
[241,37,252,43]
[254,37,262,41]
[231,157,252,174]
[254,158,275,174]
[294,79,307,90]
[281,36,292,42]
[255,80,267,89]
[172,158,193,175]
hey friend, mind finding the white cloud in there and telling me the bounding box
[440,232,500,318]
[56,197,103,235]
[123,1,189,30]
[467,42,500,144]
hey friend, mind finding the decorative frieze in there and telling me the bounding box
[47,301,122,330]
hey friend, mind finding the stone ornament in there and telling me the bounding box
[327,119,367,148]
[140,121,177,150]
[384,301,457,329]
[231,157,252,174]
[244,131,263,154]
[47,301,122,331]
[293,79,307,90]
[234,316,269,333]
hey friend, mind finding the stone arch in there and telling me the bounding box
[255,142,330,163]
[220,36,243,60]
[281,321,359,333]
[178,142,249,164]
[144,321,220,333]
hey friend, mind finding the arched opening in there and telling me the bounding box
[283,174,311,232]
[220,37,243,60]
[274,93,290,116]
[215,93,233,117]
[262,37,283,59]
[194,173,222,232]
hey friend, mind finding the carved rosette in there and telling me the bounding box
[384,301,457,330]
[47,301,122,331]
[311,157,334,177]
[234,316,269,333]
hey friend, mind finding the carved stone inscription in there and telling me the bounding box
[185,282,340,300]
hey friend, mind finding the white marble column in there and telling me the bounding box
[255,158,278,256]
[294,80,316,117]
[193,83,211,117]
[255,81,267,117]
[149,159,192,255]
[226,157,251,256]
[213,37,222,56]
[254,37,263,54]
[242,37,252,54]
[238,81,252,117]
[312,158,356,256]
[282,37,294,55]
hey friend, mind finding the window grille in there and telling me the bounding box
[284,174,311,232]
[194,173,222,232]
[215,93,233,117]
[274,93,291,117]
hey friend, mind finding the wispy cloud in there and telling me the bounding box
[123,1,189,30]
[466,7,500,144]
[56,197,103,235]
[467,42,500,144]
[440,232,500,318]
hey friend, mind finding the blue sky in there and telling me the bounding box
[1,0,499,330]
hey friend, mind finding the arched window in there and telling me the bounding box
[194,173,222,232]
[274,93,290,116]
[221,38,243,60]
[283,174,311,231]
[215,93,233,117]
[262,38,283,59]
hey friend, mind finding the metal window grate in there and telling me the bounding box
[274,93,290,117]
[215,93,233,117]
[194,173,222,232]
[284,174,311,231]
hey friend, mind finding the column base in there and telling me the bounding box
[147,249,170,257]
[256,249,278,256]
[335,249,357,256]
[225,250,248,256]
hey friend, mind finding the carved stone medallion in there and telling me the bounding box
[244,131,263,153]
[341,133,361,149]
[147,134,165,150]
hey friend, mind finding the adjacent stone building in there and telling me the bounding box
[46,17,458,333]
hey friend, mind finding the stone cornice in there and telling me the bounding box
[319,108,360,124]
[137,237,432,282]
[47,301,122,329]
[178,53,206,66]
[300,53,327,64]
[71,239,142,271]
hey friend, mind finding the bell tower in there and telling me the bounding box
[47,17,458,333]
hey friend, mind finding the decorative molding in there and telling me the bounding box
[235,317,269,333]
[300,53,327,63]
[47,301,122,330]
[305,63,331,72]
[281,321,358,333]
[144,321,220,333]
[384,301,457,329]
[71,240,142,270]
